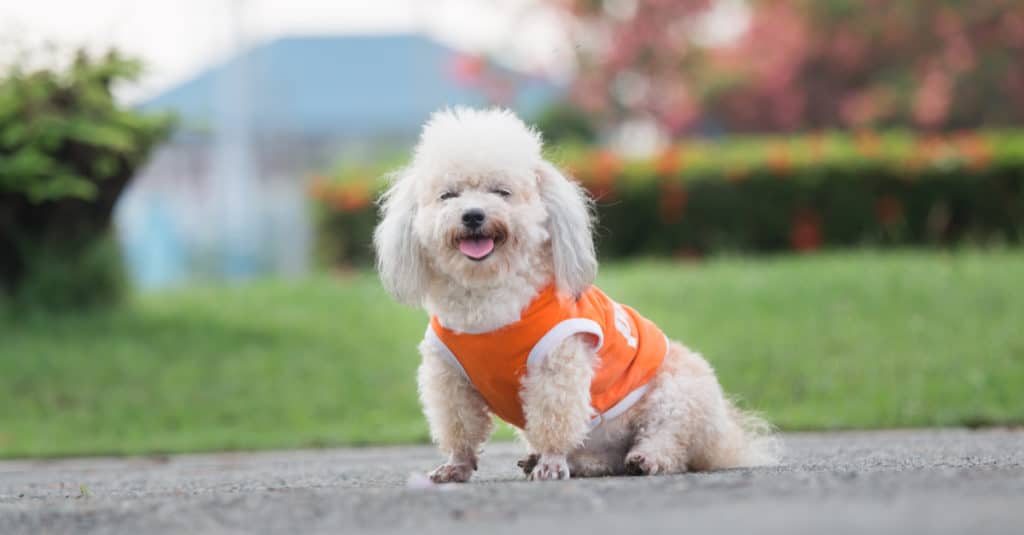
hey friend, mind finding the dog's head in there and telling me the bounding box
[373,107,597,307]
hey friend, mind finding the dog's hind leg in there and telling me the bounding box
[569,448,627,477]
[626,343,780,474]
[625,343,724,475]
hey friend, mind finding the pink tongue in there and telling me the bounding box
[459,237,495,259]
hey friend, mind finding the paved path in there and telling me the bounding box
[1,429,1022,534]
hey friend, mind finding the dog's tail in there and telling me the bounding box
[708,400,783,469]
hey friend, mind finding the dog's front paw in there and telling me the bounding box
[528,454,570,481]
[428,462,475,483]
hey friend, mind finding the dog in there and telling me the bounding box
[373,107,779,482]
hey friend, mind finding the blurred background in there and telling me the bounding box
[1,0,1022,458]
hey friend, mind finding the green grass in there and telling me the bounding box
[2,250,1023,458]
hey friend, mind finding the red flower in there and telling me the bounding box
[954,133,993,171]
[592,150,622,183]
[658,181,688,224]
[903,137,943,175]
[790,208,822,252]
[875,195,904,226]
[320,181,373,213]
[768,143,792,175]
[656,147,683,176]
[583,150,622,201]
[855,130,882,157]
[809,132,827,162]
[584,178,616,202]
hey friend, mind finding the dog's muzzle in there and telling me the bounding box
[452,211,507,261]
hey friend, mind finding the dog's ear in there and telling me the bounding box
[536,161,597,298]
[373,168,428,306]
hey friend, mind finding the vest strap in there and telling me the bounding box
[525,318,604,369]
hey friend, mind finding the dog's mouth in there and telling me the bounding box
[459,237,495,260]
[454,227,507,262]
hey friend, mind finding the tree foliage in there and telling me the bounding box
[0,50,174,306]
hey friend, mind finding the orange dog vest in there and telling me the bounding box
[425,285,668,430]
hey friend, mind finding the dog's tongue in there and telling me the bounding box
[459,237,495,259]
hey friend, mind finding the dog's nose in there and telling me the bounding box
[462,209,486,229]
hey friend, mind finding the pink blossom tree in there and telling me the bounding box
[547,0,1024,134]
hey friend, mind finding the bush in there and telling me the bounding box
[533,102,599,145]
[310,130,1024,265]
[12,236,127,310]
[0,50,174,307]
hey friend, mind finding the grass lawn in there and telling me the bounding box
[2,249,1022,458]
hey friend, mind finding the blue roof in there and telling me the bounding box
[140,34,559,136]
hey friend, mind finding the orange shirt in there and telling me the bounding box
[425,285,668,429]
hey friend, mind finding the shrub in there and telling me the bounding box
[0,50,174,307]
[308,174,378,267]
[310,130,1024,265]
[533,102,599,145]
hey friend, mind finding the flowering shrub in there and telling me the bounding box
[308,175,378,266]
[311,130,1024,264]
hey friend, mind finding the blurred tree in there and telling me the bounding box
[546,0,1024,134]
[545,0,716,137]
[0,50,173,308]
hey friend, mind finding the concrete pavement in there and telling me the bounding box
[1,428,1022,534]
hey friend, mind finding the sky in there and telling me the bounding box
[0,0,571,103]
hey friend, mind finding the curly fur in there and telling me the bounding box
[373,107,780,482]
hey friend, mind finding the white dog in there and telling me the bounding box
[374,107,779,482]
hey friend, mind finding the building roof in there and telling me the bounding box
[140,34,559,137]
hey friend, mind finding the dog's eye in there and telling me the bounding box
[491,188,511,198]
[439,191,460,201]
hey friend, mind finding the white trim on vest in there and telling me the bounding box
[587,332,671,429]
[525,318,604,369]
[424,326,470,381]
[588,383,650,430]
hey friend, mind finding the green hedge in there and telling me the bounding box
[0,50,174,307]
[311,130,1024,264]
